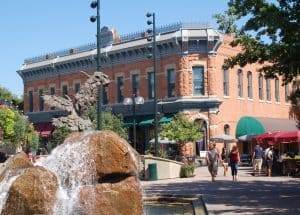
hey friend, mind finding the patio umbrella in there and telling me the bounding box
[238,134,256,142]
[149,137,176,144]
[275,131,300,143]
[210,134,236,143]
[253,131,281,144]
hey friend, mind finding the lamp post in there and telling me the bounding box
[90,0,102,130]
[146,12,159,156]
[123,95,144,149]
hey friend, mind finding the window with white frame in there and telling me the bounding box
[192,66,204,95]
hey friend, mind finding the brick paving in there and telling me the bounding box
[142,166,300,215]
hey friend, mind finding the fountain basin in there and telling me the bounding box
[143,194,208,215]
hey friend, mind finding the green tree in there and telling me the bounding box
[213,7,239,34]
[0,107,15,139]
[161,113,202,155]
[48,126,71,151]
[88,108,128,140]
[0,85,22,107]
[219,0,300,83]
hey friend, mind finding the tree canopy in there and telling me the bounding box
[0,85,22,108]
[217,0,300,83]
[161,113,202,144]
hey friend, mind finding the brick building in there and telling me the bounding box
[17,22,296,155]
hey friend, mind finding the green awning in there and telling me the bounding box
[139,119,154,126]
[159,116,172,124]
[235,116,265,138]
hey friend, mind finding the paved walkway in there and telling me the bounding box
[142,166,300,215]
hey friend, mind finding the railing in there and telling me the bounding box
[24,22,210,65]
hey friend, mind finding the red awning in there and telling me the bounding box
[253,131,281,144]
[35,123,54,138]
[275,131,300,143]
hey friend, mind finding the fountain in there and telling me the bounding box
[0,131,143,215]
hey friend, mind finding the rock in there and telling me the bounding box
[1,166,58,215]
[76,176,143,215]
[65,131,138,181]
[0,152,33,182]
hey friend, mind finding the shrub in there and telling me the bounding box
[180,164,195,178]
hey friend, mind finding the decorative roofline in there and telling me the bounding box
[24,22,210,65]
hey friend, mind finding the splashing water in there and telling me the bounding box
[36,132,97,215]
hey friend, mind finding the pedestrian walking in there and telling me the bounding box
[206,142,219,182]
[221,147,229,176]
[252,144,263,176]
[265,145,274,176]
[229,145,240,181]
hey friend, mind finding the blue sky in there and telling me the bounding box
[0,0,228,96]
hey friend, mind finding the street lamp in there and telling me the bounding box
[90,0,102,130]
[123,95,145,149]
[146,12,159,156]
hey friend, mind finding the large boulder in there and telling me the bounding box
[65,130,138,181]
[0,152,33,182]
[1,166,58,215]
[77,176,143,215]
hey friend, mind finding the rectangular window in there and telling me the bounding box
[39,89,44,111]
[193,66,204,95]
[259,76,264,100]
[28,91,33,112]
[50,87,55,95]
[275,79,279,102]
[167,68,176,97]
[74,83,80,93]
[285,84,289,102]
[247,72,253,99]
[237,70,243,97]
[117,76,124,103]
[62,85,68,98]
[132,74,139,95]
[223,70,229,96]
[102,86,108,105]
[266,78,271,101]
[148,72,154,99]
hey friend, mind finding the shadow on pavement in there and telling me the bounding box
[143,178,300,215]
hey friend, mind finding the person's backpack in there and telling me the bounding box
[266,149,273,161]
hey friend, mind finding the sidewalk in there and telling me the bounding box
[142,166,300,215]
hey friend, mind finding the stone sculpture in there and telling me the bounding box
[43,71,110,131]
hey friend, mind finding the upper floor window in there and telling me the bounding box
[62,85,68,98]
[223,70,229,96]
[38,89,44,111]
[237,69,243,97]
[285,84,289,102]
[102,86,108,105]
[117,76,124,103]
[266,78,271,101]
[247,72,253,99]
[148,72,154,99]
[167,68,176,97]
[275,78,280,102]
[224,124,230,135]
[132,74,139,95]
[192,66,204,95]
[50,87,55,95]
[258,74,264,100]
[74,83,80,93]
[28,91,33,112]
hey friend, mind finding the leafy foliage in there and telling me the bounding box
[48,126,71,151]
[0,85,23,108]
[88,107,128,140]
[288,82,300,128]
[180,164,195,178]
[0,107,39,152]
[218,0,300,83]
[161,113,202,144]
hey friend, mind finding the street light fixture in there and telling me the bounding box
[123,95,145,149]
[90,0,102,130]
[146,12,159,156]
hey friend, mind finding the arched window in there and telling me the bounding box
[266,78,271,101]
[275,78,279,102]
[247,71,253,99]
[224,124,230,135]
[237,69,243,97]
[223,70,229,96]
[258,74,264,100]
